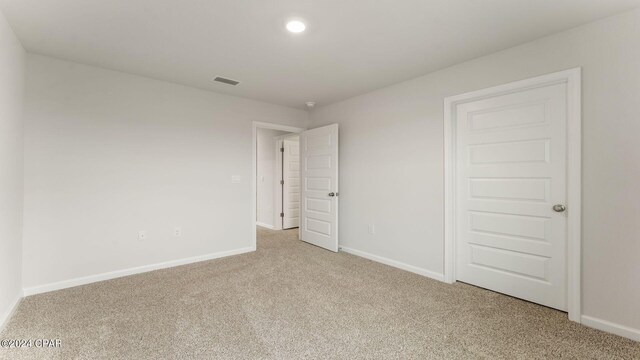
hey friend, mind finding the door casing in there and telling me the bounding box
[443,68,582,322]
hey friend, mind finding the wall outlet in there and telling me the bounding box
[231,175,242,184]
[368,224,375,235]
[174,227,182,237]
[138,231,147,241]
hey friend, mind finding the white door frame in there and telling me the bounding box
[443,68,582,322]
[274,134,301,230]
[252,121,305,249]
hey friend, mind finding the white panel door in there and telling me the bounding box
[455,83,568,311]
[282,136,300,229]
[300,124,339,252]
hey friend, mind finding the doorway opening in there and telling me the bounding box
[252,122,340,252]
[256,128,299,230]
[252,122,304,249]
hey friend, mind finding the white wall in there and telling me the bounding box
[257,128,290,228]
[23,54,308,292]
[311,8,640,333]
[0,9,25,327]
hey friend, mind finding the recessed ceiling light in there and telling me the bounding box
[286,20,306,33]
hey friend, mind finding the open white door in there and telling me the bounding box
[282,136,300,229]
[300,124,339,252]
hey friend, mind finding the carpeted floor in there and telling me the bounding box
[1,227,638,359]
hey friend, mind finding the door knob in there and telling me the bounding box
[328,192,335,197]
[552,204,566,212]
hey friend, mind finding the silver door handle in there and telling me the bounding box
[328,192,335,197]
[553,204,566,212]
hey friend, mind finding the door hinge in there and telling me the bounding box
[280,147,284,152]
[280,212,284,217]
[280,180,284,185]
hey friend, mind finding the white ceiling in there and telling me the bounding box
[1,0,638,109]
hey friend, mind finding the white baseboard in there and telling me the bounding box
[23,247,255,296]
[581,315,640,342]
[0,295,23,332]
[256,222,274,229]
[340,247,640,343]
[339,246,445,282]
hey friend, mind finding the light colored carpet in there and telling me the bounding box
[1,227,638,359]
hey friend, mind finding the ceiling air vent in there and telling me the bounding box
[213,76,240,86]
